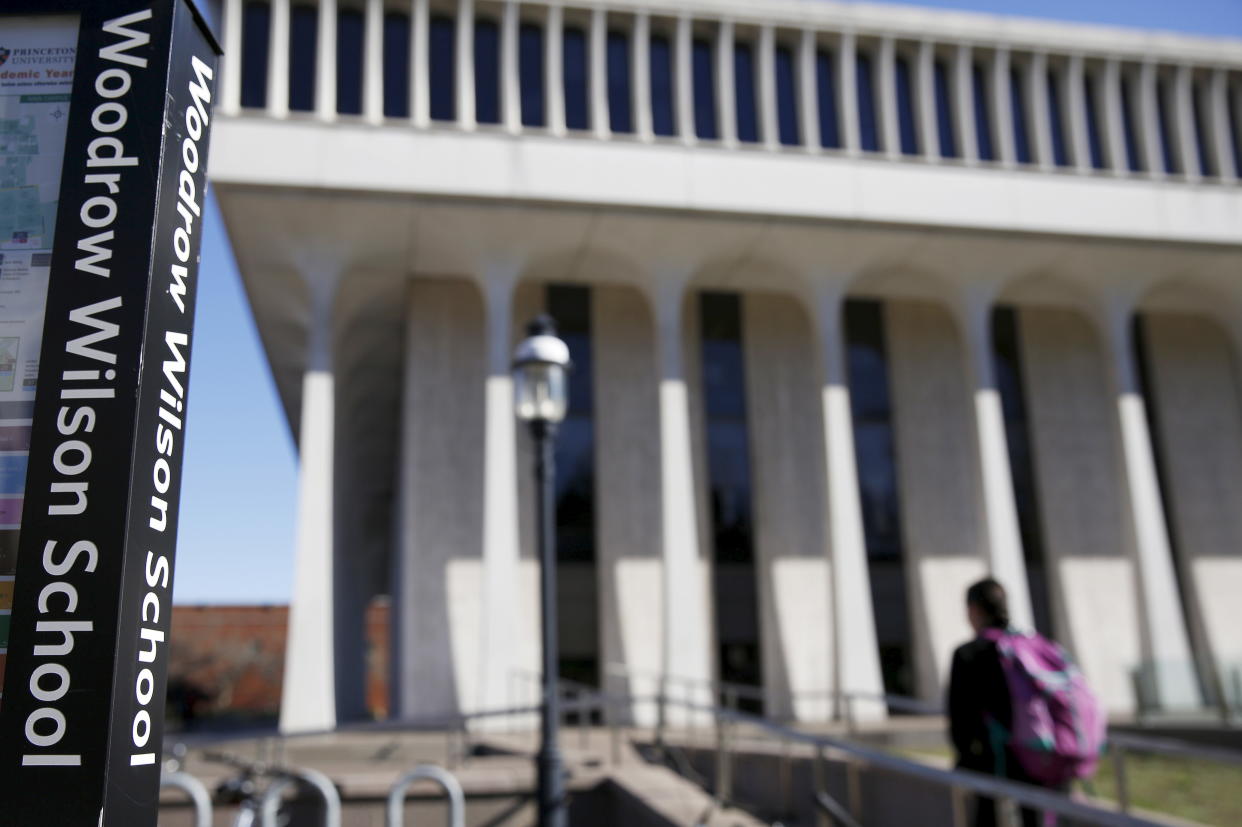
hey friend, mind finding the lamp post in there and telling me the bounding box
[513,314,572,827]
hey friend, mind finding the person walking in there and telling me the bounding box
[947,578,1103,827]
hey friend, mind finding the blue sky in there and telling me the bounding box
[172,0,1242,604]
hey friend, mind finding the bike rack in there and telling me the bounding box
[258,766,342,827]
[160,770,213,827]
[386,765,465,827]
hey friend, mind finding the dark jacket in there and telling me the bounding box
[947,633,1014,775]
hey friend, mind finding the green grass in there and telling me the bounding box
[1089,751,1240,827]
[896,746,1241,826]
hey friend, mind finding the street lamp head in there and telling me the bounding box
[512,314,571,425]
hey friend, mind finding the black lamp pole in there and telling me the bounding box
[532,417,566,827]
[512,314,571,827]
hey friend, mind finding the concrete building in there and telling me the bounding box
[205,0,1242,734]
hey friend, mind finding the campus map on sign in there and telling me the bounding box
[0,15,78,704]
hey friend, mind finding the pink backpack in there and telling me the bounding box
[980,628,1107,787]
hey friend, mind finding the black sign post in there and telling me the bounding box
[0,1,219,823]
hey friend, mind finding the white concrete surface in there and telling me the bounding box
[886,300,987,703]
[1018,306,1142,713]
[392,278,488,720]
[1143,313,1242,695]
[594,285,664,725]
[743,293,834,722]
[1096,298,1199,710]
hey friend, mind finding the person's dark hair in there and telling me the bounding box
[966,578,1009,628]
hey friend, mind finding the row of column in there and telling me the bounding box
[277,262,1218,732]
[218,0,1242,183]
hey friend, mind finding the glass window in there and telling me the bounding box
[547,286,595,562]
[429,16,455,121]
[816,50,840,148]
[857,51,879,151]
[474,19,500,124]
[1047,70,1070,166]
[650,33,675,136]
[692,38,717,139]
[895,55,918,155]
[1010,66,1031,163]
[844,299,915,701]
[1230,78,1242,176]
[933,59,957,158]
[1083,72,1105,170]
[519,23,544,127]
[992,308,1052,637]
[1120,74,1143,171]
[563,26,589,130]
[1156,74,1179,174]
[972,62,994,161]
[607,30,632,133]
[775,45,799,146]
[241,1,270,109]
[734,42,758,142]
[336,8,364,115]
[381,12,409,118]
[699,292,763,710]
[1191,80,1214,177]
[546,285,599,690]
[289,4,318,112]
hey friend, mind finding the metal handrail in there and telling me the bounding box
[386,765,466,827]
[165,681,1242,827]
[1108,731,1242,767]
[258,766,341,827]
[161,769,213,827]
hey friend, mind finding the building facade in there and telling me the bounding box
[206,0,1242,733]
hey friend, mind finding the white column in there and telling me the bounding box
[590,7,609,138]
[221,0,243,114]
[266,0,290,117]
[411,0,430,127]
[315,0,337,121]
[954,289,1035,631]
[280,271,340,734]
[812,285,886,722]
[1094,298,1199,710]
[1209,69,1237,182]
[878,37,899,158]
[1027,52,1053,169]
[675,15,694,143]
[632,13,653,140]
[1101,59,1128,175]
[363,0,384,123]
[953,44,978,163]
[1137,61,1165,177]
[501,0,520,133]
[455,0,475,130]
[545,4,565,136]
[1174,64,1201,181]
[478,266,522,717]
[838,32,859,155]
[759,25,778,149]
[716,19,737,146]
[798,29,819,151]
[1066,55,1091,173]
[916,40,938,161]
[651,276,712,721]
[991,47,1015,166]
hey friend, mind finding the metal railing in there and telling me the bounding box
[160,675,1242,827]
[602,662,1242,823]
[161,769,214,827]
[387,764,466,827]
